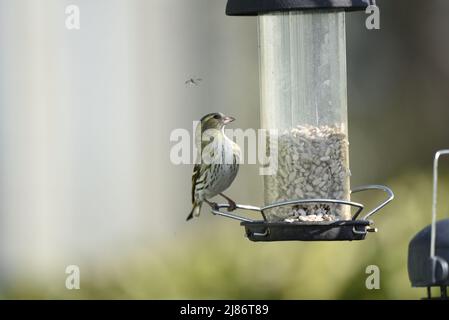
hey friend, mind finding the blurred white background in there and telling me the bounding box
[0,0,260,288]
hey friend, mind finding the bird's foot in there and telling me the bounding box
[219,193,237,212]
[227,200,237,212]
[205,200,220,211]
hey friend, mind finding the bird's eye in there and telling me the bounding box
[213,114,220,120]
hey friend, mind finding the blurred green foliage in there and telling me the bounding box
[3,171,448,300]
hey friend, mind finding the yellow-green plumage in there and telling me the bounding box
[186,112,240,221]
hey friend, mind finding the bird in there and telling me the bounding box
[186,112,241,221]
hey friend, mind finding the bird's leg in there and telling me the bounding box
[219,193,237,212]
[204,199,219,211]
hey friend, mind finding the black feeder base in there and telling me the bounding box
[242,220,371,242]
[210,185,393,242]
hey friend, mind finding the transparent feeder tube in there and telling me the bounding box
[259,10,351,221]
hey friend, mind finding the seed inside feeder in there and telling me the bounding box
[264,125,351,222]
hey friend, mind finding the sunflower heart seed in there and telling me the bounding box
[264,124,351,222]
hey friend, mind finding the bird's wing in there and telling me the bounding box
[191,162,212,203]
[191,164,201,204]
[192,123,212,203]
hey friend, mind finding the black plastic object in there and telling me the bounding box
[242,220,371,241]
[407,150,449,299]
[408,219,449,288]
[226,0,372,16]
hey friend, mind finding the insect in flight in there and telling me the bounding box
[185,77,203,87]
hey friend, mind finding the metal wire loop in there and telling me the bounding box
[210,185,394,224]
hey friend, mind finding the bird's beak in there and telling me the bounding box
[223,116,235,124]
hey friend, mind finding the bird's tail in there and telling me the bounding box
[186,202,202,221]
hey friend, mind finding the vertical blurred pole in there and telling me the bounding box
[0,0,59,285]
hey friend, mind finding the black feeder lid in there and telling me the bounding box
[226,0,372,16]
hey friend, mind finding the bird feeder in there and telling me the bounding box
[211,0,394,241]
[408,150,449,300]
